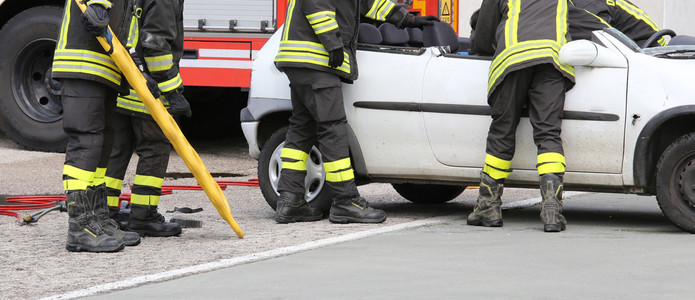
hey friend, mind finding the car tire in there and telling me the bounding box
[257,127,334,214]
[656,132,695,233]
[392,183,465,204]
[0,6,67,152]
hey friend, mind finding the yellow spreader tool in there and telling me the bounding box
[74,0,243,238]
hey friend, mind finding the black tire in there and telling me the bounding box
[656,132,695,233]
[257,127,333,214]
[0,6,67,152]
[392,183,465,204]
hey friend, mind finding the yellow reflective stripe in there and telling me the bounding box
[538,162,566,174]
[556,0,568,44]
[324,158,351,172]
[489,42,574,92]
[92,167,107,186]
[52,62,121,85]
[130,194,160,206]
[134,174,164,188]
[506,0,520,47]
[615,0,660,32]
[117,96,151,114]
[145,54,174,72]
[306,10,335,20]
[281,161,307,171]
[283,0,297,41]
[325,169,355,182]
[537,152,566,164]
[275,52,350,73]
[63,179,90,191]
[483,165,511,180]
[366,0,395,21]
[87,0,113,8]
[375,0,395,20]
[58,0,71,49]
[63,165,94,182]
[126,15,140,49]
[54,49,119,71]
[314,22,339,35]
[158,73,182,93]
[107,196,120,207]
[105,176,123,190]
[485,154,511,170]
[280,148,309,161]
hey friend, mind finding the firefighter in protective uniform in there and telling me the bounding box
[273,0,438,224]
[51,0,141,252]
[571,0,665,46]
[467,0,575,232]
[103,0,186,237]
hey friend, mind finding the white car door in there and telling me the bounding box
[421,50,628,181]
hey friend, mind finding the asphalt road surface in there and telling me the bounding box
[1,132,693,300]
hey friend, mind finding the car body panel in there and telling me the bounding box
[245,27,695,190]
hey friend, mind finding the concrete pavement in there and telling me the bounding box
[77,192,695,300]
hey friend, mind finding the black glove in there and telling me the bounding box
[328,48,344,68]
[405,15,440,28]
[127,48,161,98]
[81,4,110,36]
[163,89,192,117]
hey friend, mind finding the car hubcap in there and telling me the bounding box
[677,158,695,207]
[268,142,325,204]
[11,38,62,123]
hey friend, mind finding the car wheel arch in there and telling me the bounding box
[633,105,695,192]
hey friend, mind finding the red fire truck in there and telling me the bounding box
[0,0,457,152]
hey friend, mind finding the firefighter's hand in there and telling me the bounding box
[163,90,192,117]
[405,15,440,28]
[328,48,344,68]
[126,48,161,98]
[81,3,110,36]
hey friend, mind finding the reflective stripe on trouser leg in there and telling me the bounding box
[281,68,359,199]
[61,79,117,192]
[105,113,135,208]
[537,152,566,175]
[324,157,355,182]
[482,154,512,180]
[128,118,170,207]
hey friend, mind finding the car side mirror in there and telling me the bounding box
[559,40,627,68]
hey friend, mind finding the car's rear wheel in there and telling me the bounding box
[257,127,333,214]
[0,6,67,152]
[392,183,465,204]
[656,132,695,233]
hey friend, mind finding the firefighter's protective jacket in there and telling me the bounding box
[571,0,664,46]
[117,0,185,117]
[274,0,410,82]
[474,0,575,96]
[52,0,132,91]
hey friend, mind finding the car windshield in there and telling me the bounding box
[643,46,695,59]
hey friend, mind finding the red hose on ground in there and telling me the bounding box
[0,179,259,220]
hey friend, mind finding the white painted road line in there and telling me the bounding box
[41,214,465,300]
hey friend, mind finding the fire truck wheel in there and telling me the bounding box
[391,183,465,204]
[656,132,695,233]
[0,6,67,152]
[258,127,333,214]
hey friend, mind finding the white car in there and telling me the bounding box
[241,23,695,232]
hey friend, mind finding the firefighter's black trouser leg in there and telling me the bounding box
[105,114,171,213]
[484,64,569,179]
[278,68,359,200]
[62,78,116,191]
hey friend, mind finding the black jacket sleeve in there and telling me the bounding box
[473,0,501,56]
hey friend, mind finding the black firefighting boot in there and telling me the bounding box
[90,186,141,246]
[329,196,386,224]
[467,172,504,227]
[539,173,567,232]
[65,190,125,253]
[275,191,322,223]
[128,204,182,237]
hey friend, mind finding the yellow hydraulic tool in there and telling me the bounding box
[73,0,243,238]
